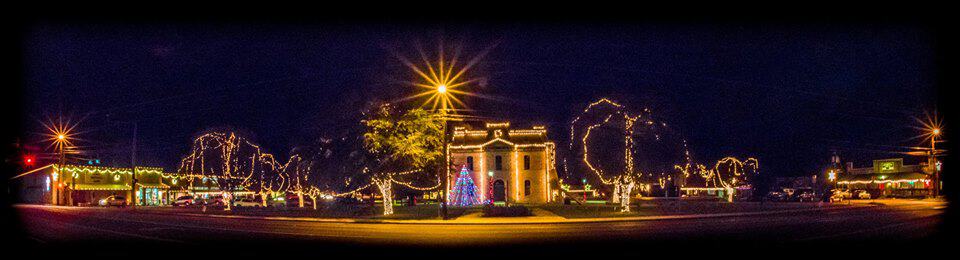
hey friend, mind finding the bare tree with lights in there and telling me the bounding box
[177,130,294,210]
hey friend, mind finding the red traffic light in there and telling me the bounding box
[23,155,36,166]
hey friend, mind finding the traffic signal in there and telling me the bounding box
[23,155,36,167]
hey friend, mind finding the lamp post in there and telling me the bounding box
[440,108,450,219]
[400,47,483,219]
[57,135,66,205]
[130,122,138,208]
[931,128,941,197]
[46,119,75,206]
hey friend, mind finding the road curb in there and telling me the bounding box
[148,204,874,225]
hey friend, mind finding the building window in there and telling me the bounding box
[523,155,530,170]
[524,180,531,196]
[495,156,503,171]
[466,156,474,171]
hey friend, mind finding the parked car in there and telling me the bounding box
[834,189,852,199]
[766,191,787,202]
[829,189,846,202]
[335,197,360,204]
[285,195,314,208]
[99,195,126,207]
[233,197,261,207]
[795,188,816,202]
[206,195,226,206]
[854,190,872,199]
[173,195,196,206]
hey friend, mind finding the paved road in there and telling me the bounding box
[7,201,948,255]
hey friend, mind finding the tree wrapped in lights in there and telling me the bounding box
[284,138,342,209]
[449,166,479,206]
[570,98,689,212]
[674,156,759,201]
[714,157,759,188]
[569,99,645,212]
[362,104,444,215]
[177,131,297,210]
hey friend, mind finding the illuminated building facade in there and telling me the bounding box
[27,164,171,206]
[447,122,558,204]
[16,164,250,206]
[837,158,933,198]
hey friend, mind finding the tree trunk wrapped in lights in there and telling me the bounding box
[374,177,394,215]
[616,177,636,212]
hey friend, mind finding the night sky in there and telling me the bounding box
[19,23,939,179]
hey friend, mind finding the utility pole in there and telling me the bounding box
[931,128,940,197]
[58,142,65,205]
[130,122,138,208]
[439,111,449,219]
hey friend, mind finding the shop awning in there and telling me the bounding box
[137,183,170,189]
[74,184,132,191]
[837,172,930,185]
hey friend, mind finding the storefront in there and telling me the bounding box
[18,164,172,206]
[837,158,933,198]
[17,164,268,206]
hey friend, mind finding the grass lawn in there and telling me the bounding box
[537,199,848,219]
[370,204,480,220]
[132,202,489,220]
[132,199,848,220]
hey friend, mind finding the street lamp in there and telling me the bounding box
[931,127,942,197]
[44,117,78,205]
[401,48,483,219]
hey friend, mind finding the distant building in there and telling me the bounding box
[447,122,558,204]
[837,158,932,198]
[774,176,820,190]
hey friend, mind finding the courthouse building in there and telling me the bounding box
[447,122,559,204]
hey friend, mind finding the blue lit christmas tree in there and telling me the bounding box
[448,166,479,206]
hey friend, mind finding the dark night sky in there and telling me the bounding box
[19,23,939,179]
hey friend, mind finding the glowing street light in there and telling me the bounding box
[42,116,82,205]
[914,111,944,197]
[397,44,490,219]
[397,44,490,114]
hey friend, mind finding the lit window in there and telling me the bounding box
[524,180,531,196]
[466,156,474,171]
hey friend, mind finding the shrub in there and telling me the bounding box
[482,205,532,217]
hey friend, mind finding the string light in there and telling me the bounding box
[177,132,310,208]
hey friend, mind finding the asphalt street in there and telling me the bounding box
[6,201,949,256]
